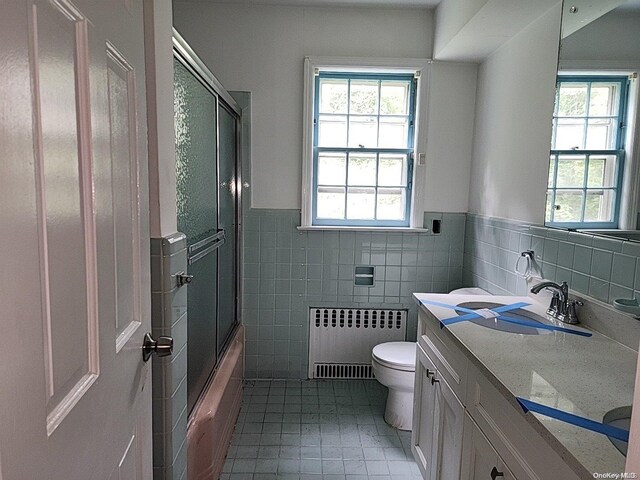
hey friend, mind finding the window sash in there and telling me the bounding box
[546,150,624,228]
[312,72,416,227]
[546,75,629,229]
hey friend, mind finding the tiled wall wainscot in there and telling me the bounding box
[150,234,188,480]
[242,210,467,379]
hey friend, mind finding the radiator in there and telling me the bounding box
[308,307,407,379]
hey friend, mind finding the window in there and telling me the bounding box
[546,76,629,228]
[301,59,425,228]
[313,72,417,226]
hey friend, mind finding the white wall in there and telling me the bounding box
[424,62,477,212]
[173,3,439,209]
[144,0,177,237]
[467,4,562,223]
[560,11,640,66]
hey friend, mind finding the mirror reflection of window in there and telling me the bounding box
[545,0,640,231]
[547,76,629,227]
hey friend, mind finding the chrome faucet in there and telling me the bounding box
[530,280,582,324]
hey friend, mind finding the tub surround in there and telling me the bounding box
[415,292,637,476]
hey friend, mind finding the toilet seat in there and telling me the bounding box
[372,342,416,372]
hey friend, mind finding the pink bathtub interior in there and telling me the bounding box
[187,325,244,480]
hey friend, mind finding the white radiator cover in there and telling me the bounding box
[308,308,407,379]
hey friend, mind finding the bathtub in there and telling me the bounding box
[187,325,244,480]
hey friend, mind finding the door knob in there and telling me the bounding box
[491,467,504,479]
[142,332,173,362]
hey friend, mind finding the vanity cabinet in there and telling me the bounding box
[413,343,464,480]
[414,310,583,480]
[461,413,515,480]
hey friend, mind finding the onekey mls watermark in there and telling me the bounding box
[593,473,638,479]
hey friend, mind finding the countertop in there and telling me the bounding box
[413,292,638,476]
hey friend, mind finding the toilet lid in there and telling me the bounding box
[372,342,416,372]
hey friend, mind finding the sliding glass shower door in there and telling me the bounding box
[174,55,241,414]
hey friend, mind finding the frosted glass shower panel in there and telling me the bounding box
[175,59,218,245]
[217,106,238,354]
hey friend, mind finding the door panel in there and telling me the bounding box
[32,0,99,429]
[107,45,142,352]
[217,105,239,353]
[433,376,464,480]
[413,345,438,480]
[0,0,151,478]
[461,414,499,480]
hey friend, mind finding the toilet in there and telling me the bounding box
[372,287,490,431]
[371,341,417,431]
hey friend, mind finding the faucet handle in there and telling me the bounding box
[547,292,561,317]
[566,299,583,324]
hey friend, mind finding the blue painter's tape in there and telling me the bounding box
[441,302,532,326]
[495,315,592,337]
[517,397,629,443]
[416,298,479,315]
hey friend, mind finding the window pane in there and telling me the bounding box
[584,189,614,222]
[379,116,409,148]
[346,187,375,219]
[555,118,585,150]
[350,80,379,114]
[318,115,347,147]
[556,156,586,187]
[586,118,616,150]
[557,83,587,116]
[348,153,377,186]
[380,81,409,115]
[319,79,348,114]
[377,188,405,220]
[348,116,378,148]
[545,190,554,222]
[317,152,346,185]
[553,190,584,222]
[317,186,345,219]
[589,83,619,117]
[378,154,407,186]
[548,156,556,188]
[587,155,617,188]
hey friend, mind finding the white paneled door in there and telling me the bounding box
[0,0,151,478]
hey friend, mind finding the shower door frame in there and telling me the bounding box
[173,29,243,413]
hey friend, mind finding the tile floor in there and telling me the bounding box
[221,379,422,480]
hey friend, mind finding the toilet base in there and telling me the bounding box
[384,389,413,431]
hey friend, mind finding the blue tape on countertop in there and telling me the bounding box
[417,298,592,337]
[441,302,531,326]
[494,315,591,337]
[517,397,629,443]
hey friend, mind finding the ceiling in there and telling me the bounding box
[173,0,440,7]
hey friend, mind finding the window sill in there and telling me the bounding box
[297,226,429,233]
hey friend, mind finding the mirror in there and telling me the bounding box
[547,0,640,241]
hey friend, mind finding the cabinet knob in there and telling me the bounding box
[430,376,439,385]
[491,466,504,479]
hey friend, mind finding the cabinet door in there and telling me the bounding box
[413,345,438,480]
[461,413,516,480]
[433,374,465,480]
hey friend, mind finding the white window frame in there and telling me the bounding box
[300,56,431,231]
